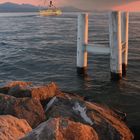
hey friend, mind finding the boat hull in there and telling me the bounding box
[40,9,62,16]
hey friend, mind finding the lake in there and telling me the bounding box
[0,12,140,139]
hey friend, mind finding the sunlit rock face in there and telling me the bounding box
[44,93,134,140]
[0,115,32,140]
[0,93,46,128]
[0,81,61,107]
[29,82,61,107]
[20,118,99,140]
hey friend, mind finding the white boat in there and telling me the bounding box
[39,1,62,16]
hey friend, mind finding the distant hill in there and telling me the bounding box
[0,2,39,12]
[0,2,82,12]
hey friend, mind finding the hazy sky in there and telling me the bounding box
[58,0,140,10]
[0,0,140,10]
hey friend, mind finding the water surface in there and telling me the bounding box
[0,12,140,138]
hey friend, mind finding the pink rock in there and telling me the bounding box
[21,118,99,140]
[0,115,32,140]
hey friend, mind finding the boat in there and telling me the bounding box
[39,0,62,16]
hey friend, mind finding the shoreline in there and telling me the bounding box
[0,81,136,140]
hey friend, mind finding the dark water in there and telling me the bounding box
[0,12,140,138]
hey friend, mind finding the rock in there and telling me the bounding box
[0,81,32,95]
[0,93,46,128]
[9,82,61,107]
[6,81,32,88]
[130,125,140,140]
[10,82,61,108]
[8,85,31,98]
[0,86,9,94]
[20,118,99,140]
[0,115,32,140]
[31,82,60,99]
[45,93,134,140]
[0,81,61,107]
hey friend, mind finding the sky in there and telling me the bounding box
[0,0,140,11]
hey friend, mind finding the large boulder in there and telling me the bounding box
[0,81,61,107]
[0,115,32,140]
[0,93,46,128]
[45,93,134,140]
[21,118,99,140]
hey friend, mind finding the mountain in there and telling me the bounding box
[0,2,39,12]
[0,2,82,12]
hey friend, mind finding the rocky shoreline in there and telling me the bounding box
[0,81,134,140]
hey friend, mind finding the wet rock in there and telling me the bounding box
[0,93,46,128]
[113,108,127,121]
[8,85,31,98]
[0,81,32,95]
[0,115,32,140]
[45,93,134,140]
[0,86,9,94]
[21,118,99,140]
[7,81,32,98]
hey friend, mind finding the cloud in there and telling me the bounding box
[56,0,139,10]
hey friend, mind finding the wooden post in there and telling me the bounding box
[109,11,122,80]
[77,13,88,74]
[121,12,129,76]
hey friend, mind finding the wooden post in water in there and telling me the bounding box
[109,11,122,80]
[77,13,88,74]
[121,12,129,76]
